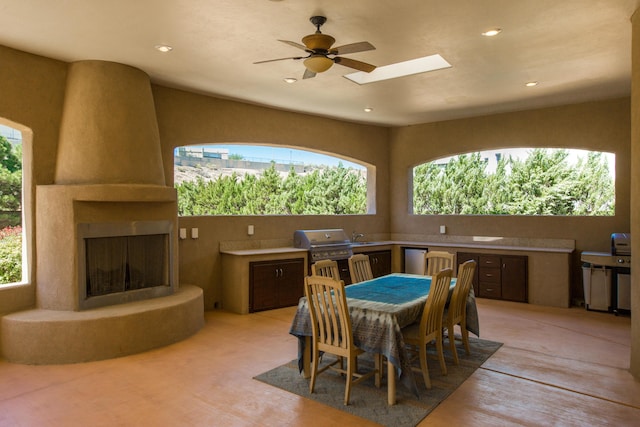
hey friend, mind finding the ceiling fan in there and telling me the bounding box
[254,15,377,79]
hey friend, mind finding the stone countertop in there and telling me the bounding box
[389,240,575,254]
[220,247,308,256]
[220,235,575,256]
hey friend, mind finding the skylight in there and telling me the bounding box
[343,54,451,85]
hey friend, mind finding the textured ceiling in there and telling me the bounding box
[1,0,638,126]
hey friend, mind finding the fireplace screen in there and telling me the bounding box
[85,234,167,296]
[78,221,174,310]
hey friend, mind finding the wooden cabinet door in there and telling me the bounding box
[278,258,305,307]
[250,258,304,312]
[250,262,280,312]
[367,250,392,278]
[501,255,528,302]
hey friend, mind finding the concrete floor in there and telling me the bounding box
[0,298,637,426]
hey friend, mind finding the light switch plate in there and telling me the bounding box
[440,225,447,234]
[248,225,254,235]
[191,228,199,239]
[179,228,187,239]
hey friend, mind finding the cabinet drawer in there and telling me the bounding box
[479,267,501,283]
[479,255,501,268]
[480,282,502,298]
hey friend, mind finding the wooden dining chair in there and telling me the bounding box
[424,251,455,276]
[304,275,381,405]
[348,254,374,284]
[310,259,341,281]
[444,260,477,365]
[402,268,453,389]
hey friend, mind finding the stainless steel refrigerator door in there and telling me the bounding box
[404,248,427,275]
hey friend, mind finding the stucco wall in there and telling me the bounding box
[0,46,67,315]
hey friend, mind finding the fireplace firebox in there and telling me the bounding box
[77,220,175,310]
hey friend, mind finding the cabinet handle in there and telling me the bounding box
[485,273,492,277]
[486,288,494,292]
[503,263,506,269]
[279,268,283,277]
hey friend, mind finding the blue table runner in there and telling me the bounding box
[345,274,432,304]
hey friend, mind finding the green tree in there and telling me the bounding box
[483,155,511,214]
[175,162,367,216]
[414,154,490,214]
[571,152,614,215]
[413,149,615,216]
[0,136,22,220]
[0,226,22,283]
[413,162,445,214]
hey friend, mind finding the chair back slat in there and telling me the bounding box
[424,251,455,276]
[311,259,341,281]
[450,260,476,321]
[348,254,374,284]
[420,268,453,337]
[305,276,352,350]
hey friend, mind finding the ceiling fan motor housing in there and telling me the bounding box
[302,33,335,51]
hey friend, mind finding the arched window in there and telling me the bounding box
[411,148,615,216]
[174,144,372,215]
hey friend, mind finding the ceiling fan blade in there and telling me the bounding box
[278,39,311,52]
[254,56,304,64]
[334,57,376,73]
[330,41,375,55]
[303,69,316,79]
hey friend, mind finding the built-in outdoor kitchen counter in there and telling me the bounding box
[220,240,309,314]
[381,235,574,308]
[220,235,574,314]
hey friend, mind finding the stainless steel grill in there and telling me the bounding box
[581,232,631,314]
[581,233,632,268]
[293,229,353,262]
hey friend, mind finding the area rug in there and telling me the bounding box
[254,337,502,427]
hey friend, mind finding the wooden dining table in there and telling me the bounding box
[289,272,479,405]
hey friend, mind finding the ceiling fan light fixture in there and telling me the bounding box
[364,107,373,112]
[304,55,333,73]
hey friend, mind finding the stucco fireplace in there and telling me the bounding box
[1,60,204,364]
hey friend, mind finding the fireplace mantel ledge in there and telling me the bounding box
[37,184,176,202]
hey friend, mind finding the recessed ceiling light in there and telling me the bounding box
[283,77,297,83]
[482,28,502,37]
[364,107,373,112]
[344,54,451,85]
[525,81,539,87]
[155,44,173,53]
